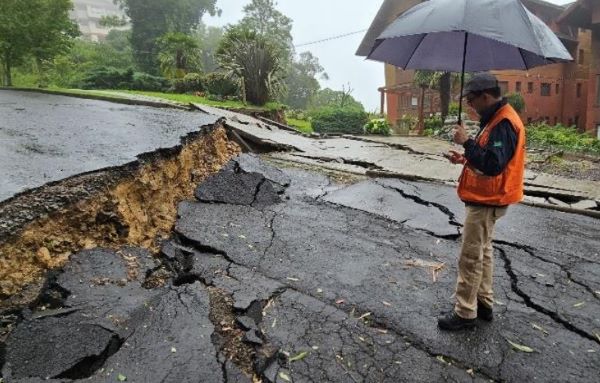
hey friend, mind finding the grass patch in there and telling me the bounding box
[527,123,600,155]
[287,118,313,133]
[122,90,282,112]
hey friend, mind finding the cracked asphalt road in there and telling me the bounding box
[1,154,599,382]
[0,90,218,202]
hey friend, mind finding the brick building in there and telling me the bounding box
[559,0,600,138]
[358,0,600,137]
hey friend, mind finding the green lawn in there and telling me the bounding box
[286,118,313,133]
[122,90,283,112]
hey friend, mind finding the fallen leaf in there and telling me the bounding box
[376,328,388,334]
[286,277,299,282]
[531,323,549,335]
[358,336,366,342]
[595,333,600,343]
[507,339,534,353]
[317,288,323,293]
[382,301,392,307]
[271,318,277,328]
[336,299,345,305]
[117,374,127,382]
[238,234,246,239]
[587,349,596,353]
[289,351,309,362]
[436,355,449,365]
[573,302,585,308]
[312,345,319,350]
[278,372,291,382]
[466,369,474,376]
[170,347,177,353]
[357,312,371,320]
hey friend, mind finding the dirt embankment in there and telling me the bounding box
[0,125,240,301]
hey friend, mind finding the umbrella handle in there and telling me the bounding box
[458,32,469,126]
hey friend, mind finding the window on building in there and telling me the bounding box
[411,97,418,107]
[596,124,600,140]
[516,81,522,93]
[528,82,534,93]
[499,81,509,95]
[578,49,584,65]
[556,84,560,94]
[577,83,582,98]
[541,83,551,96]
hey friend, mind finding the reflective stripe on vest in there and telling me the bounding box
[457,104,526,206]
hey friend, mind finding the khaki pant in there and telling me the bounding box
[454,205,507,319]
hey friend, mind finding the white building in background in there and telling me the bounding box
[70,0,128,41]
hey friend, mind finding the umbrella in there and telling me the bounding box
[367,0,573,124]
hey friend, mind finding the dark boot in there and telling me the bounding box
[477,300,493,322]
[438,312,477,331]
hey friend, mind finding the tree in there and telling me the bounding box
[157,32,200,79]
[195,22,224,73]
[115,0,217,73]
[283,52,328,109]
[217,26,285,105]
[238,0,293,57]
[0,0,78,86]
[310,87,364,111]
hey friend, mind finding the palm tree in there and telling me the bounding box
[217,26,285,106]
[157,32,200,79]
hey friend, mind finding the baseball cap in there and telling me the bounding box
[462,73,499,98]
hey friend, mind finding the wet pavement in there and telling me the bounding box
[0,90,218,202]
[2,154,598,382]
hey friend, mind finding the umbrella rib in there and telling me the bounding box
[402,34,427,70]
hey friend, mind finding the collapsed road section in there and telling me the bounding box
[1,150,599,382]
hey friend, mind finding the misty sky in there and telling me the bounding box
[204,0,576,111]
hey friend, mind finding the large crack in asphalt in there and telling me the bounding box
[497,246,600,345]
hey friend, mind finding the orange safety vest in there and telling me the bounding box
[457,103,526,206]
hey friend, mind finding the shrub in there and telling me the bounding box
[131,72,170,91]
[311,107,368,135]
[203,72,239,97]
[527,122,600,154]
[448,102,460,116]
[81,67,134,89]
[364,118,391,136]
[506,92,525,113]
[397,114,418,131]
[423,116,444,136]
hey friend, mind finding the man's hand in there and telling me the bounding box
[452,124,469,145]
[446,150,466,165]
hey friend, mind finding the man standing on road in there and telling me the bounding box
[438,73,526,331]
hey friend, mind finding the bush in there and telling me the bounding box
[364,118,391,136]
[286,109,307,121]
[203,72,238,97]
[311,107,368,135]
[397,114,417,131]
[527,123,600,154]
[423,116,444,136]
[131,72,170,91]
[170,73,204,94]
[81,67,134,89]
[448,102,460,116]
[506,92,525,113]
